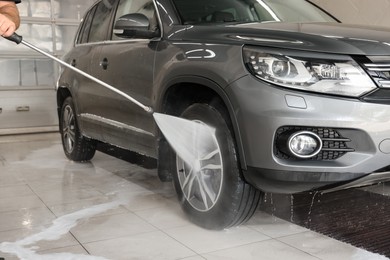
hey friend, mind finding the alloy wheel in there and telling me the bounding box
[62,104,76,153]
[176,121,223,212]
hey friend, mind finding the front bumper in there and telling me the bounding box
[226,75,390,193]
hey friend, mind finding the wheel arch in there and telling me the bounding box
[156,76,248,171]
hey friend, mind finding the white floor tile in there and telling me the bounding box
[71,212,157,244]
[0,228,79,252]
[164,225,270,254]
[0,195,47,213]
[246,211,308,238]
[49,198,129,218]
[0,184,35,198]
[36,244,89,256]
[278,231,389,260]
[135,203,191,230]
[0,207,56,232]
[85,231,197,260]
[202,239,319,260]
[33,187,105,207]
[124,191,178,212]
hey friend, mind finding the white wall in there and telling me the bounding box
[312,0,390,27]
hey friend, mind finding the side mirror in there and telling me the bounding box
[113,13,159,39]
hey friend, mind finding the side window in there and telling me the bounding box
[88,0,116,43]
[112,0,158,40]
[77,5,96,44]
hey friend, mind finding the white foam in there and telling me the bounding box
[0,199,125,259]
[352,249,390,260]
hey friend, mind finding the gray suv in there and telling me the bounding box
[57,0,390,229]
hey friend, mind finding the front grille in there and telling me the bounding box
[361,58,390,104]
[364,62,390,87]
[274,126,354,161]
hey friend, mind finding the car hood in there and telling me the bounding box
[181,22,390,55]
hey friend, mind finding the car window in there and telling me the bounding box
[111,0,158,40]
[76,5,96,44]
[88,0,116,43]
[171,0,336,25]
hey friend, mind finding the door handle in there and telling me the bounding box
[100,58,109,70]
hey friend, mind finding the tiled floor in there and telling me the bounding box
[0,133,388,260]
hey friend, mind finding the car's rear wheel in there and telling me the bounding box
[171,102,262,230]
[60,97,96,161]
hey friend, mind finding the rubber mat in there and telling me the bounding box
[259,188,390,257]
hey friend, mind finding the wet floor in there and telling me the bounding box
[0,132,388,260]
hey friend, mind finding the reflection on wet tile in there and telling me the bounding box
[49,198,129,218]
[71,212,157,244]
[135,202,191,230]
[246,211,308,238]
[165,225,270,254]
[85,231,196,260]
[278,231,389,260]
[124,191,178,212]
[36,245,89,257]
[181,256,206,260]
[34,187,105,207]
[0,207,56,232]
[0,195,48,213]
[202,239,319,260]
[0,184,35,198]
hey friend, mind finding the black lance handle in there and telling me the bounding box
[4,32,23,44]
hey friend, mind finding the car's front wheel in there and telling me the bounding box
[171,102,262,230]
[60,97,96,161]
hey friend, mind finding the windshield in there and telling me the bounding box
[171,0,337,25]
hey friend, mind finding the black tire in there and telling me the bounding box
[60,97,96,161]
[171,102,262,230]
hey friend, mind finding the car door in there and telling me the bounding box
[94,0,160,157]
[71,0,117,140]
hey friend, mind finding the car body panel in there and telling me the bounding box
[57,0,390,193]
[177,22,390,55]
[94,39,158,155]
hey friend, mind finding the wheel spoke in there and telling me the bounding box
[181,167,196,199]
[197,175,210,209]
[199,148,219,161]
[68,129,76,143]
[62,105,76,152]
[199,174,217,205]
[200,164,222,171]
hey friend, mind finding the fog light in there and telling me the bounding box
[288,131,322,158]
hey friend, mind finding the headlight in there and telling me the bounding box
[243,46,377,97]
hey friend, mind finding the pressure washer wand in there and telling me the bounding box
[4,33,218,170]
[4,33,153,114]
